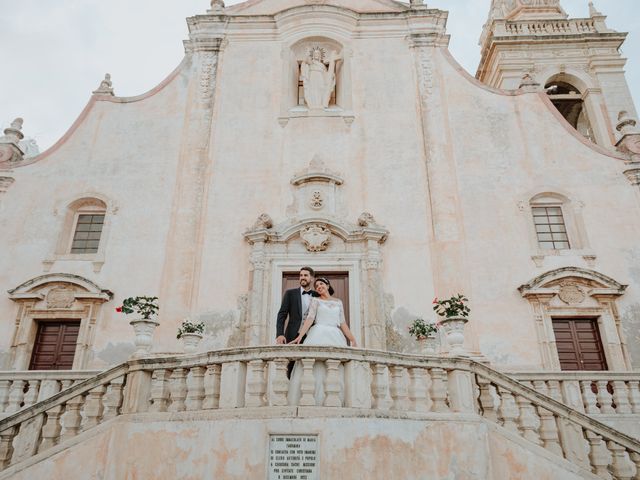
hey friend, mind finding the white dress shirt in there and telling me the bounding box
[301,287,312,318]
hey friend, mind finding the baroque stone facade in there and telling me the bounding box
[1,1,640,478]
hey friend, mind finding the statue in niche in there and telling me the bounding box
[300,47,341,109]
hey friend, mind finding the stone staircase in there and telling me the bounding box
[0,347,639,478]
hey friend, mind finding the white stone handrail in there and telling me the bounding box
[501,18,598,36]
[510,372,640,417]
[0,347,639,477]
[0,371,100,417]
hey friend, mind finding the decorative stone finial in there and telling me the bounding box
[588,2,603,17]
[617,111,639,136]
[409,0,425,8]
[0,118,26,165]
[3,118,24,142]
[251,213,273,231]
[92,73,114,96]
[519,72,540,92]
[208,0,225,13]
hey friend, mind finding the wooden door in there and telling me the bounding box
[29,321,80,370]
[552,318,608,371]
[282,272,350,325]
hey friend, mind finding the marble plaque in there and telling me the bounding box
[269,434,319,480]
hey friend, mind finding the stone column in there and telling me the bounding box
[364,239,386,350]
[156,20,226,348]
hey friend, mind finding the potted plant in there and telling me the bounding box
[432,294,470,356]
[177,318,205,354]
[115,296,159,357]
[408,318,439,354]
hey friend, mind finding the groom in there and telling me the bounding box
[276,267,317,345]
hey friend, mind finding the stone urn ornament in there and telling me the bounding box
[433,294,470,356]
[177,318,205,354]
[115,296,160,358]
[408,318,439,355]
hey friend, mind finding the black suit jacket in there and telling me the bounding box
[276,288,318,342]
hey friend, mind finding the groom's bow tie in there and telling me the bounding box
[302,290,313,295]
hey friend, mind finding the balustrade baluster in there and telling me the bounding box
[430,368,448,413]
[389,366,409,411]
[629,452,640,480]
[0,381,11,413]
[299,359,316,406]
[477,377,498,422]
[185,367,206,411]
[515,395,542,445]
[580,381,599,414]
[267,359,288,407]
[323,360,342,407]
[6,380,26,414]
[547,380,563,403]
[596,381,615,414]
[535,405,563,457]
[408,368,429,413]
[0,426,16,468]
[245,361,266,408]
[149,369,171,413]
[61,380,73,390]
[371,364,388,410]
[168,368,187,412]
[585,431,613,480]
[608,442,635,480]
[39,405,63,451]
[612,381,632,414]
[22,380,40,409]
[497,387,519,433]
[83,385,106,430]
[103,377,125,420]
[61,396,85,441]
[627,381,640,414]
[203,364,222,409]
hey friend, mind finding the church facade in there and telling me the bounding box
[1,0,640,478]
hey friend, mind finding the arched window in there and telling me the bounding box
[545,77,594,142]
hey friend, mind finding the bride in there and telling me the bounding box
[287,277,357,405]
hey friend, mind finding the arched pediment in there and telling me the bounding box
[245,213,388,251]
[518,267,627,298]
[226,0,407,16]
[8,273,113,302]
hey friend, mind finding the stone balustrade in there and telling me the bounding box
[0,347,639,478]
[501,18,598,36]
[0,371,99,417]
[512,372,640,417]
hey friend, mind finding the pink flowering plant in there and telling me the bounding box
[115,296,159,320]
[432,294,470,318]
[408,318,438,340]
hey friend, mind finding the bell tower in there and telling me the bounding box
[477,0,638,149]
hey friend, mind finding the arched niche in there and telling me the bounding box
[8,273,113,370]
[279,35,354,125]
[518,267,630,370]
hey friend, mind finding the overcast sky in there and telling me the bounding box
[1,0,638,151]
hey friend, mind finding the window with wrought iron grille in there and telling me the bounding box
[532,206,570,250]
[70,214,105,254]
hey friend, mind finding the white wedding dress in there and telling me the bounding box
[287,298,348,406]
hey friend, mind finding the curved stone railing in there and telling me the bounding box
[0,347,639,477]
[0,371,99,417]
[502,18,598,36]
[512,372,640,417]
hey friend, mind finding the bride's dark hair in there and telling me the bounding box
[315,277,335,296]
